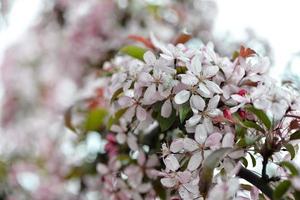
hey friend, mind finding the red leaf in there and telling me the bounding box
[174,33,192,45]
[128,35,154,49]
[239,46,256,58]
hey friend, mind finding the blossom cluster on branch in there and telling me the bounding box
[84,34,300,199]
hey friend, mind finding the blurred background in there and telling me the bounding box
[0,0,300,199]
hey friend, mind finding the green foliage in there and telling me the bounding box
[156,109,177,132]
[246,105,272,130]
[280,161,299,176]
[273,180,291,200]
[240,120,265,132]
[290,130,300,141]
[248,152,257,167]
[120,45,147,61]
[199,148,232,197]
[284,143,296,160]
[84,108,108,131]
[107,107,128,129]
[179,102,192,123]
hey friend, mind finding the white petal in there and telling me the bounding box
[180,74,198,86]
[177,171,192,184]
[207,95,220,110]
[203,117,214,133]
[187,152,202,171]
[203,65,219,78]
[136,105,147,121]
[143,51,156,65]
[222,133,234,147]
[143,84,157,105]
[174,90,191,104]
[186,115,202,127]
[127,133,138,150]
[183,138,198,152]
[138,72,154,83]
[161,99,172,118]
[161,177,177,188]
[170,139,184,153]
[195,124,207,144]
[164,154,180,172]
[189,55,202,75]
[190,95,205,111]
[198,82,211,96]
[205,132,222,148]
[204,80,222,94]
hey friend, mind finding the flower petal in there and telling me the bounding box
[207,95,220,110]
[143,51,156,66]
[195,124,207,144]
[164,154,180,172]
[190,95,205,111]
[187,151,202,171]
[183,138,198,152]
[204,80,222,94]
[161,177,177,188]
[170,139,184,153]
[161,99,172,118]
[198,82,211,96]
[203,65,219,78]
[189,55,202,75]
[174,90,191,104]
[136,105,147,121]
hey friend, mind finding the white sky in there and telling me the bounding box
[215,0,300,78]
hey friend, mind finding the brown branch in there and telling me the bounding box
[237,166,273,199]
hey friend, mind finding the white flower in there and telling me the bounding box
[186,95,222,132]
[174,54,222,105]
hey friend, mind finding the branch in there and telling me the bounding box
[237,166,273,199]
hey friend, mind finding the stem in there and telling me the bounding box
[262,156,269,181]
[237,167,273,199]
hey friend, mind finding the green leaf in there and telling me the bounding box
[246,106,272,130]
[241,157,248,168]
[199,148,232,197]
[84,108,108,131]
[284,143,296,160]
[280,161,299,176]
[110,88,123,103]
[235,124,247,138]
[290,131,300,140]
[240,120,265,132]
[248,152,257,167]
[156,109,177,132]
[107,107,128,129]
[273,180,291,200]
[120,45,147,61]
[176,66,187,74]
[179,103,192,123]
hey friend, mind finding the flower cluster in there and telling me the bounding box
[103,35,300,199]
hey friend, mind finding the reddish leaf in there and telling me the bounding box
[174,33,192,45]
[128,35,154,49]
[239,46,256,58]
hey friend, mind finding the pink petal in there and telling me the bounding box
[177,171,192,184]
[195,124,207,144]
[136,105,147,121]
[205,132,222,148]
[164,154,180,172]
[161,99,172,118]
[183,138,198,152]
[170,139,184,153]
[187,152,202,171]
[161,177,177,188]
